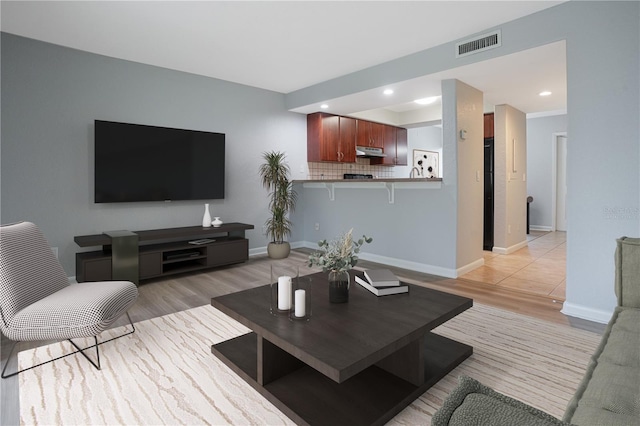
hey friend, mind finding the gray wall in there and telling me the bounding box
[526,114,567,229]
[287,1,640,321]
[299,182,460,276]
[563,2,639,320]
[1,33,307,275]
[445,80,484,269]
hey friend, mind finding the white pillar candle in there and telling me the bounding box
[294,289,306,317]
[277,276,291,310]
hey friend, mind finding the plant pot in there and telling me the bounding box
[328,270,350,303]
[267,242,291,259]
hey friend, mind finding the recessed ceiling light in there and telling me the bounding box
[539,91,552,96]
[414,96,439,105]
[320,104,329,109]
[383,89,394,95]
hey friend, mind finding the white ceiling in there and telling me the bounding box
[1,1,567,119]
[292,40,566,120]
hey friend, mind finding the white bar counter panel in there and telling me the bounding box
[297,178,442,204]
[294,176,459,278]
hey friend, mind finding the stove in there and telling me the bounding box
[343,173,374,179]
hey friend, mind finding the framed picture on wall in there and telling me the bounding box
[412,150,439,178]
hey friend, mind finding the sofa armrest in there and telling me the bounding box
[563,307,640,425]
[432,376,570,426]
[615,237,640,308]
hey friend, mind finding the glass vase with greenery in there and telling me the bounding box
[308,229,372,303]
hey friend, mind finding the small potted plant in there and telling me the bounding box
[259,151,297,259]
[308,229,372,303]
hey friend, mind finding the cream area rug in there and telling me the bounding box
[19,303,601,425]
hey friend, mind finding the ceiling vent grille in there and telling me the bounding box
[456,30,501,58]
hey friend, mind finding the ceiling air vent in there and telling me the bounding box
[456,30,501,58]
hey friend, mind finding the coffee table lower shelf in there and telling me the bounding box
[211,331,472,426]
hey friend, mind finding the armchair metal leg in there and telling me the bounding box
[1,312,135,379]
[68,336,101,370]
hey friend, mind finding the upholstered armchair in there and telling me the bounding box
[0,221,138,378]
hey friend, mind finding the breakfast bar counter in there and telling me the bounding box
[294,177,442,184]
[295,177,442,203]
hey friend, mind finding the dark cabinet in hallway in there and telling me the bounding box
[484,137,494,251]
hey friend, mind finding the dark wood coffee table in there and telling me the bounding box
[210,270,472,426]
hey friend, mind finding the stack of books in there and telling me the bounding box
[355,269,409,296]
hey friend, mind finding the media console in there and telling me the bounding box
[74,223,254,283]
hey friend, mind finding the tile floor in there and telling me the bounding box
[460,231,566,301]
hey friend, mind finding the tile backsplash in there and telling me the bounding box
[307,159,394,180]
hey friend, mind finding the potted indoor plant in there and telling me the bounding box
[259,151,297,259]
[308,229,372,303]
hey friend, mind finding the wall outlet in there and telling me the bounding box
[508,225,511,234]
[314,223,320,231]
[51,247,59,258]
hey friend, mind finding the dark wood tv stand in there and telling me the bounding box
[74,223,254,283]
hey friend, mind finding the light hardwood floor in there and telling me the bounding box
[1,238,604,425]
[460,231,567,301]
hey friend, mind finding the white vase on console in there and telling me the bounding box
[212,217,223,227]
[202,204,212,227]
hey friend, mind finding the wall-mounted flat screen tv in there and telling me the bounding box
[94,120,225,203]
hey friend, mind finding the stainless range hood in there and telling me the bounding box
[356,146,386,158]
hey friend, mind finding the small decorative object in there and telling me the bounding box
[259,151,297,259]
[278,276,292,310]
[212,217,223,227]
[308,229,373,304]
[270,264,298,315]
[328,269,350,304]
[202,203,212,228]
[290,275,312,322]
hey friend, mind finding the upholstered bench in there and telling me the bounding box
[432,237,640,426]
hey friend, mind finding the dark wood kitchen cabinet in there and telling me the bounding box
[356,120,385,148]
[371,126,408,166]
[484,113,494,139]
[308,112,407,165]
[395,127,408,165]
[307,112,356,162]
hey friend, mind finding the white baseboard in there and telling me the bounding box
[254,240,481,279]
[300,240,456,277]
[492,239,528,255]
[300,240,318,250]
[290,241,306,250]
[561,302,613,324]
[456,258,485,277]
[357,251,458,278]
[529,225,553,232]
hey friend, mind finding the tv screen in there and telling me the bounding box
[94,120,225,203]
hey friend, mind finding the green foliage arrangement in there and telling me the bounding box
[259,151,297,244]
[307,229,373,272]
